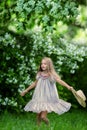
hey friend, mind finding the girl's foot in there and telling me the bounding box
[42,117,49,125]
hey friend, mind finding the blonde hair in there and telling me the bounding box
[38,57,60,79]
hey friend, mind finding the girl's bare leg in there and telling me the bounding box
[40,111,49,125]
[37,112,42,125]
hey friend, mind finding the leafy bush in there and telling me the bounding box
[14,0,78,32]
[0,31,87,112]
[0,33,32,112]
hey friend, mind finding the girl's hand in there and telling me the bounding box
[20,90,27,96]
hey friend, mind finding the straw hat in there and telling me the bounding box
[71,88,86,108]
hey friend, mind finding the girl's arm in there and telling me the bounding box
[54,75,73,90]
[20,80,37,96]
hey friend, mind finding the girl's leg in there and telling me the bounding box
[40,111,49,125]
[37,112,42,125]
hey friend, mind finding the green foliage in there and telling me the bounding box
[75,58,87,95]
[0,0,78,32]
[15,0,78,31]
[0,0,87,112]
[0,33,32,112]
[0,31,87,111]
[30,32,87,74]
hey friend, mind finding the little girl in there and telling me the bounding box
[21,57,73,125]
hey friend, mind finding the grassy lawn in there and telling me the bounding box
[0,108,87,130]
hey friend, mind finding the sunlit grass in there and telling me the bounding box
[0,109,87,130]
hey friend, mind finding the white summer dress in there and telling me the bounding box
[24,73,71,115]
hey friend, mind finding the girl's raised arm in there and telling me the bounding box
[20,80,37,96]
[54,74,73,91]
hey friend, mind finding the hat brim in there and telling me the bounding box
[71,88,86,108]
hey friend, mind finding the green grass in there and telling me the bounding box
[0,109,87,130]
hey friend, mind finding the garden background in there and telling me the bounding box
[0,0,87,130]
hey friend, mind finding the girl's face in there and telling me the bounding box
[41,59,48,71]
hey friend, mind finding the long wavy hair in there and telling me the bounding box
[38,57,60,79]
